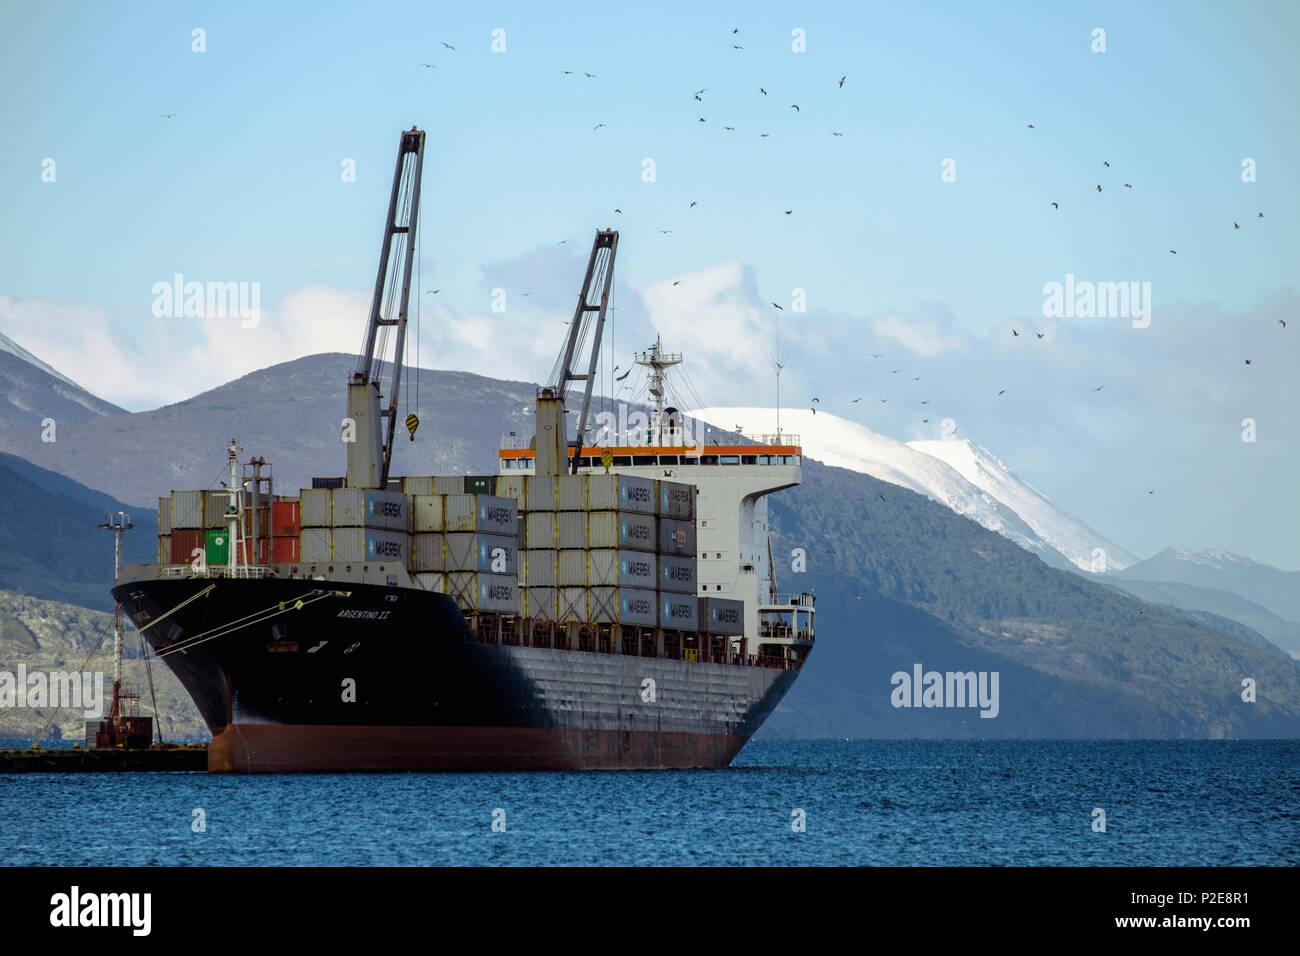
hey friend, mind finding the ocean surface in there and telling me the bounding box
[2,739,1296,866]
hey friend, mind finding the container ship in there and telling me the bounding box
[111,127,816,772]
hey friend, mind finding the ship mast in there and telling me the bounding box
[98,512,132,728]
[634,336,682,444]
[348,126,426,488]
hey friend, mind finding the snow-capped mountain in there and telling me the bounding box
[1115,548,1300,623]
[690,406,1137,572]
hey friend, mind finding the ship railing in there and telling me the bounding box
[746,433,800,446]
[157,563,278,579]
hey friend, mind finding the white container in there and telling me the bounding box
[657,554,697,593]
[659,592,699,630]
[445,532,517,574]
[657,480,695,519]
[558,511,656,550]
[526,475,556,511]
[434,476,464,495]
[204,489,237,528]
[412,572,446,592]
[524,550,558,587]
[558,549,656,588]
[444,494,517,534]
[448,572,518,613]
[157,497,172,534]
[525,512,558,548]
[521,586,558,621]
[411,533,444,572]
[558,587,588,623]
[558,550,589,586]
[699,597,744,635]
[412,495,443,532]
[403,476,435,496]
[301,488,333,528]
[300,527,332,562]
[496,474,527,506]
[170,490,206,530]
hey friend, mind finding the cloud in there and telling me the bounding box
[871,310,969,356]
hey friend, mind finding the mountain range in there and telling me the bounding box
[0,345,1296,737]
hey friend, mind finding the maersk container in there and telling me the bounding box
[588,586,657,626]
[411,533,444,572]
[657,479,695,519]
[330,527,408,563]
[157,497,172,534]
[521,586,558,621]
[364,489,409,531]
[525,511,558,548]
[403,476,435,496]
[524,549,557,587]
[596,475,656,513]
[411,495,443,532]
[445,532,517,574]
[526,475,556,511]
[204,490,238,528]
[659,592,699,630]
[299,527,332,562]
[434,476,463,495]
[558,511,656,550]
[699,597,745,636]
[658,517,696,555]
[204,527,230,565]
[658,554,697,593]
[447,572,518,613]
[463,475,497,495]
[444,494,516,534]
[169,490,205,530]
[301,488,333,528]
[558,587,588,623]
[412,572,447,593]
[560,549,656,588]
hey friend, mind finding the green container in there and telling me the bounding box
[204,527,230,565]
[463,475,497,495]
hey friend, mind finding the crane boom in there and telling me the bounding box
[347,126,426,488]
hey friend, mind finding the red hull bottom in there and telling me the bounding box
[208,723,750,772]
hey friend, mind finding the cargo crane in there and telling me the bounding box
[536,229,619,476]
[347,126,427,489]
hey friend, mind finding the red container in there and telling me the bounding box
[169,529,204,565]
[272,500,301,537]
[272,536,301,563]
[240,538,270,564]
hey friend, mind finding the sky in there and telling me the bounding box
[0,0,1297,568]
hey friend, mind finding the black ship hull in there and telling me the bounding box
[113,576,800,772]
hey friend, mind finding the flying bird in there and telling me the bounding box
[889,369,902,374]
[1244,358,1252,365]
[876,399,888,403]
[920,400,930,405]
[1050,202,1058,209]
[1234,222,1240,229]
[690,201,697,207]
[733,27,739,34]
[1011,329,1019,336]
[811,397,819,403]
[1035,332,1044,339]
[1027,123,1035,128]
[658,229,672,234]
[760,133,770,137]
[831,131,843,136]
[1123,183,1132,188]
[673,281,681,286]
[1280,320,1287,328]
[593,123,606,130]
[784,209,793,215]
[1096,185,1102,193]
[733,44,742,49]
[614,208,622,213]
[851,398,861,403]
[870,353,883,358]
[1093,385,1105,391]
[695,89,707,95]
[759,88,766,95]
[912,376,922,381]
[1103,161,1110,167]
[160,113,176,118]
[810,407,816,415]
[584,72,596,78]
[790,104,800,111]
[420,63,438,69]
[1258,212,1265,218]
[1169,250,1177,254]
[441,41,455,50]
[562,70,573,75]
[557,239,569,245]
[424,289,441,295]
[998,389,1006,396]
[771,302,783,310]
[839,76,846,88]
[615,368,632,381]
[699,117,707,123]
[725,126,735,131]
